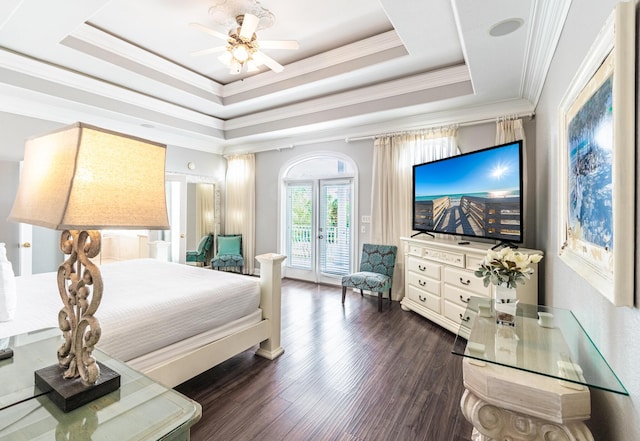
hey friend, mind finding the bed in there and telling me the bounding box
[0,253,286,387]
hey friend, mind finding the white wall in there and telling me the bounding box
[535,1,640,439]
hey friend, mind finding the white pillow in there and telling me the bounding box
[0,243,16,322]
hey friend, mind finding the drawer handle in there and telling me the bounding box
[418,280,426,287]
[459,295,470,304]
[459,313,470,322]
[419,295,427,302]
[418,264,427,272]
[459,277,471,286]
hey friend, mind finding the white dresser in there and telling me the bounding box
[400,236,542,334]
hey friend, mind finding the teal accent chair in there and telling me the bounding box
[185,234,213,266]
[211,234,244,272]
[341,243,398,312]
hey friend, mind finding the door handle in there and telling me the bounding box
[22,242,31,248]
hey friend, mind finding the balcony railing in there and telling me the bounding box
[289,225,351,275]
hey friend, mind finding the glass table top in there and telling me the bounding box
[0,328,201,440]
[452,297,628,395]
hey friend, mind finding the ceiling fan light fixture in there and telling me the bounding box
[231,44,251,62]
[192,2,297,75]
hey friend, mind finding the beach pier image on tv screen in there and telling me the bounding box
[412,141,523,242]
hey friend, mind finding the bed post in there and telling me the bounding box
[255,253,286,360]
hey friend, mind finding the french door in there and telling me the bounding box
[285,178,353,284]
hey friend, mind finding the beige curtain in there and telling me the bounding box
[495,118,525,144]
[370,127,458,300]
[225,154,255,275]
[196,183,215,238]
[496,118,527,243]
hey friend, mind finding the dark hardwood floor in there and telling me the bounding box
[175,279,474,441]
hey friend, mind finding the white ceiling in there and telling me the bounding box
[0,0,570,156]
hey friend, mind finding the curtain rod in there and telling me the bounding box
[344,112,535,143]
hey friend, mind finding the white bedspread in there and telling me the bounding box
[0,259,261,361]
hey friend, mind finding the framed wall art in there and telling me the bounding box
[557,2,635,306]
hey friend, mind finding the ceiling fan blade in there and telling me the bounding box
[218,52,232,66]
[239,13,259,40]
[254,51,284,73]
[259,40,299,50]
[190,46,227,57]
[189,22,229,41]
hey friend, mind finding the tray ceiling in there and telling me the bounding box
[0,0,570,155]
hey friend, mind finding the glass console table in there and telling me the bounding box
[0,328,201,440]
[451,297,627,441]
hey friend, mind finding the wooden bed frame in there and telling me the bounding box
[136,253,286,387]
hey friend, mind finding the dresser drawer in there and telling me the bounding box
[443,284,490,313]
[423,248,465,267]
[407,256,441,280]
[406,271,440,296]
[407,285,441,313]
[466,254,485,271]
[443,266,490,296]
[443,299,471,327]
[408,244,424,257]
[443,283,478,308]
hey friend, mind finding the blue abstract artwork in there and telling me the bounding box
[567,75,613,251]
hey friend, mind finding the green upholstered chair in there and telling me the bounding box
[211,234,244,272]
[185,234,213,266]
[341,243,398,312]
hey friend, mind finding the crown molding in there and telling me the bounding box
[225,64,470,131]
[66,23,224,101]
[521,0,572,105]
[0,47,224,130]
[221,98,536,155]
[67,23,407,106]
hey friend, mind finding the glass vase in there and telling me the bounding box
[494,285,518,326]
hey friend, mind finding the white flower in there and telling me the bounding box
[474,248,543,288]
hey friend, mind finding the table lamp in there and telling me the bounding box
[8,122,170,412]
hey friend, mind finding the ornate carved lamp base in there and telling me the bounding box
[461,358,594,441]
[35,361,120,413]
[38,230,121,412]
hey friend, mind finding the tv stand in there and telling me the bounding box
[400,237,542,335]
[410,231,435,239]
[491,240,519,250]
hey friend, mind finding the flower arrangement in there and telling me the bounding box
[474,247,543,289]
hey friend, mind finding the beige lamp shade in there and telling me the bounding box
[9,123,170,230]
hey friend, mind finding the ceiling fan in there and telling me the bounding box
[190,13,299,74]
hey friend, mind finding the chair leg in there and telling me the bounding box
[342,286,347,304]
[377,292,383,312]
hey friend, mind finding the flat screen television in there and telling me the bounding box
[412,140,523,244]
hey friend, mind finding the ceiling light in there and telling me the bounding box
[489,18,524,37]
[191,3,299,75]
[232,44,251,62]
